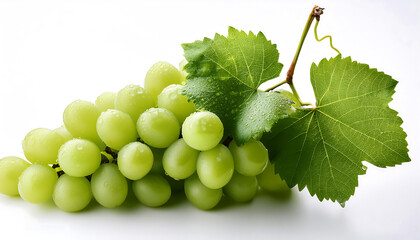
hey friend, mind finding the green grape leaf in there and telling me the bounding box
[181,27,293,144]
[263,55,410,204]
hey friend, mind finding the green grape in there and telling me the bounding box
[184,174,222,210]
[58,139,101,177]
[132,174,171,207]
[178,59,188,83]
[257,161,291,194]
[162,138,198,179]
[91,163,128,208]
[137,108,180,148]
[22,128,66,164]
[277,89,301,107]
[95,91,116,112]
[63,100,104,149]
[114,84,155,123]
[224,172,258,202]
[96,109,138,150]
[117,142,153,180]
[182,111,223,151]
[149,147,165,175]
[0,156,30,196]
[18,164,58,203]
[157,84,195,123]
[196,144,234,189]
[228,139,268,176]
[53,125,73,143]
[53,174,92,212]
[144,61,184,102]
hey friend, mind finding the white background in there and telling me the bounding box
[0,0,419,239]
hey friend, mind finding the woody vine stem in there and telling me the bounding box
[265,5,340,107]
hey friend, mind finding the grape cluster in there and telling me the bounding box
[0,61,290,212]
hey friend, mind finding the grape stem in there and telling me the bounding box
[101,154,110,164]
[105,146,118,159]
[57,170,64,177]
[265,6,323,107]
[52,163,65,177]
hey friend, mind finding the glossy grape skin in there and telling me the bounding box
[228,139,268,176]
[58,139,101,177]
[117,142,154,180]
[144,61,184,102]
[157,84,195,123]
[63,100,104,149]
[196,144,234,189]
[91,164,128,208]
[53,125,74,143]
[95,92,116,112]
[182,111,224,151]
[178,59,188,83]
[257,161,291,194]
[162,138,198,180]
[18,164,58,204]
[137,108,180,148]
[184,174,222,210]
[0,157,30,196]
[96,109,138,150]
[224,172,258,202]
[132,174,171,207]
[114,84,155,123]
[53,174,92,212]
[22,128,65,164]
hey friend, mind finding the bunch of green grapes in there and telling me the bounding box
[0,61,291,212]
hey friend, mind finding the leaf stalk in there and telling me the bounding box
[264,79,288,92]
[285,6,322,85]
[266,5,323,108]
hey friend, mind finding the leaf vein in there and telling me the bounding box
[318,109,406,159]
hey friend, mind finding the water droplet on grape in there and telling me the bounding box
[169,92,178,100]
